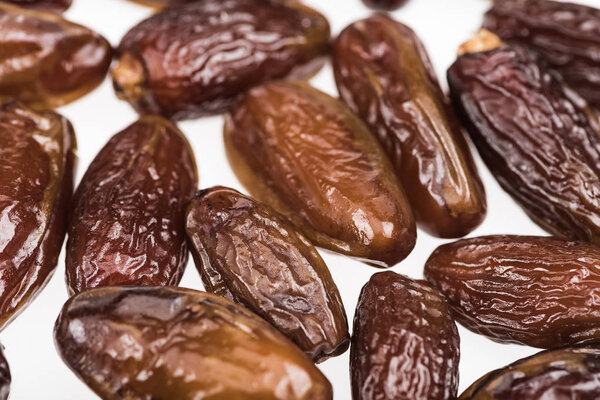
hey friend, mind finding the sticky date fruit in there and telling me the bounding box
[3,0,71,12]
[113,0,330,120]
[54,286,333,400]
[352,272,459,400]
[224,81,416,267]
[361,0,408,11]
[334,15,486,238]
[448,35,600,244]
[185,186,349,363]
[425,235,600,348]
[0,347,9,400]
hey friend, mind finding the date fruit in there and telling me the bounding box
[0,4,112,109]
[352,272,459,400]
[0,347,10,400]
[3,0,71,12]
[54,286,333,400]
[185,186,349,363]
[113,0,330,120]
[66,116,197,295]
[334,15,486,238]
[224,81,416,267]
[483,0,600,110]
[448,34,600,244]
[0,100,76,329]
[425,234,600,348]
[459,344,600,399]
[361,0,407,11]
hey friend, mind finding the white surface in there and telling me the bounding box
[3,0,597,398]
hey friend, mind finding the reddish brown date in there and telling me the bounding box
[459,344,600,399]
[361,0,407,10]
[113,0,330,120]
[352,272,459,400]
[185,186,349,363]
[224,81,416,267]
[0,4,112,109]
[54,286,333,400]
[66,116,197,295]
[0,100,75,330]
[425,235,600,348]
[448,35,600,244]
[2,0,71,12]
[334,15,486,238]
[483,0,600,109]
[0,347,9,400]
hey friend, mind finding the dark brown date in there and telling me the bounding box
[459,344,600,399]
[112,0,330,120]
[2,0,71,12]
[425,235,600,348]
[0,347,9,400]
[448,34,600,244]
[0,4,112,109]
[224,81,416,267]
[483,0,600,110]
[334,15,486,238]
[361,0,407,11]
[352,272,459,400]
[66,116,197,295]
[185,186,349,363]
[54,286,333,400]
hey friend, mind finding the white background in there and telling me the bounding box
[3,0,598,398]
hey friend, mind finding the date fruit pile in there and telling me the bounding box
[3,0,600,399]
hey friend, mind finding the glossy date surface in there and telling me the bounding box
[54,286,333,400]
[334,15,486,238]
[113,0,330,120]
[361,0,407,11]
[185,186,349,363]
[3,0,71,12]
[66,116,197,295]
[425,235,600,348]
[224,81,416,267]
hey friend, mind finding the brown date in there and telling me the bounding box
[224,81,416,267]
[333,15,486,238]
[425,235,600,348]
[185,186,349,363]
[2,0,71,12]
[459,344,600,399]
[0,347,9,400]
[54,286,333,400]
[0,100,75,330]
[112,0,330,120]
[66,116,197,295]
[0,4,112,109]
[361,0,407,11]
[352,271,459,400]
[448,33,600,244]
[483,0,600,110]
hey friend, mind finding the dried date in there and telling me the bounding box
[54,286,333,400]
[2,0,71,12]
[361,0,407,11]
[185,186,349,363]
[334,15,486,238]
[425,235,600,348]
[224,81,416,267]
[352,272,459,400]
[112,0,330,120]
[0,347,9,400]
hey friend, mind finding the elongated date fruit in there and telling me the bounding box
[352,272,459,400]
[425,235,600,348]
[185,186,349,362]
[0,347,10,400]
[448,33,600,244]
[3,0,71,12]
[459,344,600,399]
[66,116,197,295]
[361,0,407,11]
[112,0,330,120]
[54,286,333,400]
[334,15,486,238]
[225,81,416,267]
[0,4,112,109]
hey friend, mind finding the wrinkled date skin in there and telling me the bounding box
[459,344,600,399]
[0,100,75,330]
[352,272,460,400]
[483,0,600,109]
[185,186,349,363]
[66,116,197,295]
[54,286,333,400]
[448,42,600,244]
[361,0,407,11]
[224,81,416,267]
[334,15,486,238]
[0,347,9,400]
[425,235,600,348]
[3,0,71,12]
[0,4,112,109]
[112,0,330,120]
